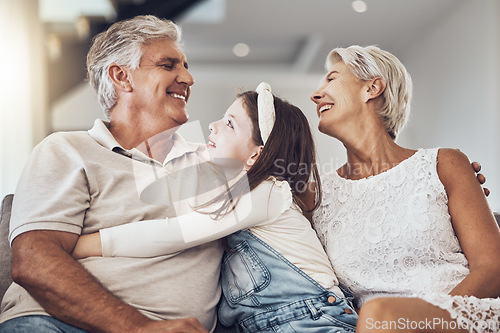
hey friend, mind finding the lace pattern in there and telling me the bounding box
[311,148,499,327]
[420,294,500,333]
[313,148,469,305]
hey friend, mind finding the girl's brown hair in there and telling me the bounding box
[199,90,322,218]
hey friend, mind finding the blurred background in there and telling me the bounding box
[0,0,498,211]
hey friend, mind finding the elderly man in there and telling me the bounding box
[0,15,219,333]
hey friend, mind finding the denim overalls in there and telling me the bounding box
[218,230,358,333]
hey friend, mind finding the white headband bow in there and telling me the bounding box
[256,82,276,145]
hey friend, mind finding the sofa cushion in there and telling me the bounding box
[0,194,13,301]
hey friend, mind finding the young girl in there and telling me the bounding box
[72,83,358,332]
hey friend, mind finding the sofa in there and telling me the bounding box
[0,194,13,302]
[1,194,500,329]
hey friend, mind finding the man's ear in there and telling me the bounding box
[363,77,386,102]
[108,63,133,92]
[246,146,264,168]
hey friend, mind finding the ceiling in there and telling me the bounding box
[41,0,466,103]
[178,0,466,73]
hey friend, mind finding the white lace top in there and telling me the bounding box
[313,148,470,306]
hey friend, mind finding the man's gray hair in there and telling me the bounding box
[326,45,412,140]
[87,15,182,117]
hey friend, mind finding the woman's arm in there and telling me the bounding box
[437,148,500,298]
[73,180,292,259]
[302,181,316,224]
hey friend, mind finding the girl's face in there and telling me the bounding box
[207,98,261,169]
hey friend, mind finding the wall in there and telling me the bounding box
[0,0,48,200]
[399,0,499,211]
[497,0,500,212]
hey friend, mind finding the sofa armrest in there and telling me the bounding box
[0,194,14,302]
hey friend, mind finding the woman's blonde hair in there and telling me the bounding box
[327,45,413,139]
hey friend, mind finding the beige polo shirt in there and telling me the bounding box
[0,119,223,331]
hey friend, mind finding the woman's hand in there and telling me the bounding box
[72,232,103,259]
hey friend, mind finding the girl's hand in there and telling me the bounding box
[72,232,102,259]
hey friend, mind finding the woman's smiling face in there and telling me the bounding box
[207,98,261,168]
[310,60,367,137]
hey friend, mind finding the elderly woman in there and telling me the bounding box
[310,45,500,333]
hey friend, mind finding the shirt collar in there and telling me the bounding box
[87,119,205,164]
[165,132,205,165]
[88,119,123,151]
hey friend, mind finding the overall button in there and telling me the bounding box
[327,296,336,304]
[344,308,353,314]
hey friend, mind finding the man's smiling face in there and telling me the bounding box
[128,38,194,130]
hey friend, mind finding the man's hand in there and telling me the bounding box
[137,318,209,333]
[472,162,490,196]
[11,230,176,333]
